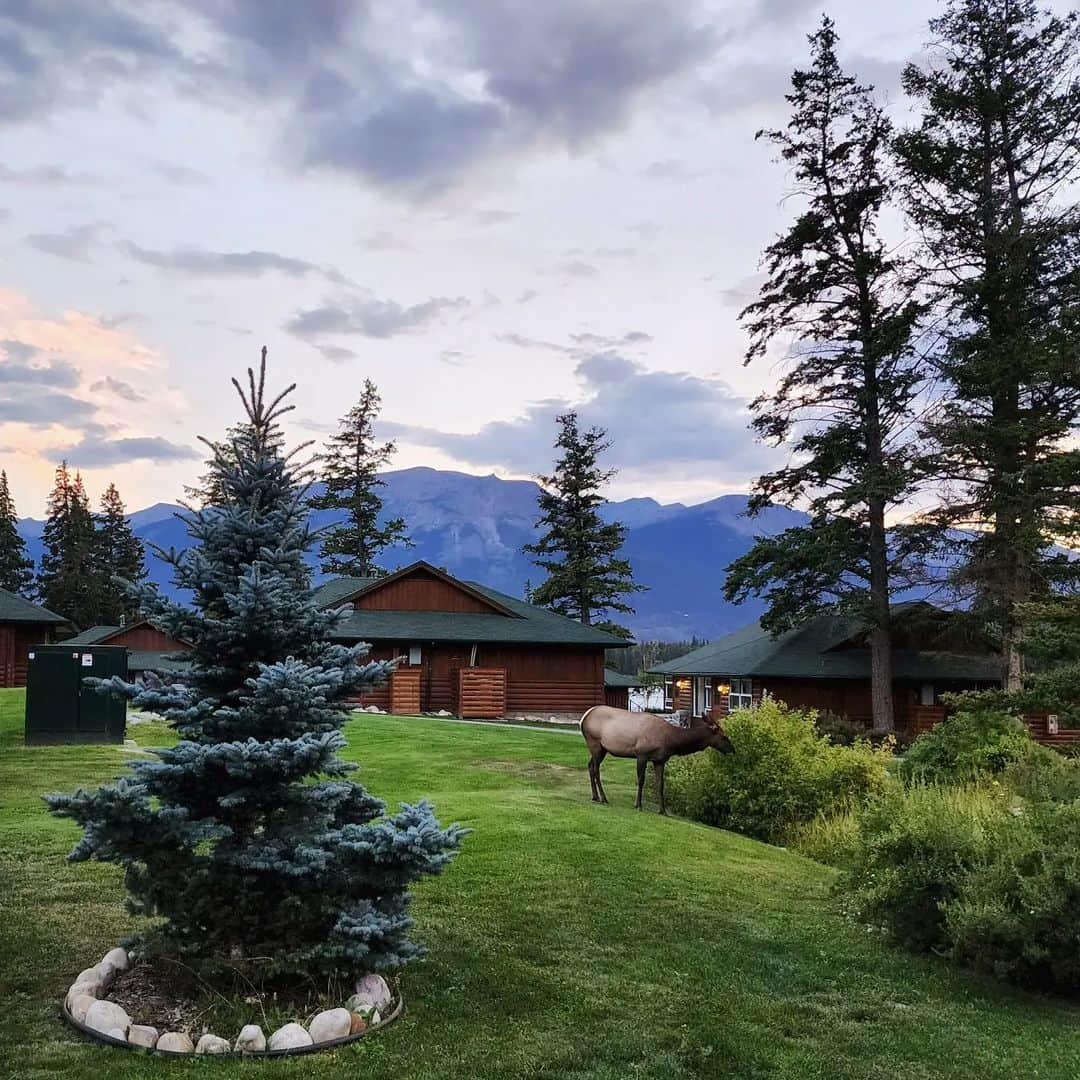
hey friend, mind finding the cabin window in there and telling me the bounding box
[920,683,935,706]
[729,678,753,711]
[663,677,673,709]
[408,645,422,666]
[703,679,713,712]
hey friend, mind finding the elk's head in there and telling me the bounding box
[702,716,735,754]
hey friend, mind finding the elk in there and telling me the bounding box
[580,705,734,815]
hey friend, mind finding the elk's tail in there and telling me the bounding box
[579,705,600,732]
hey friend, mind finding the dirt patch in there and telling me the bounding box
[473,759,580,780]
[108,962,198,1032]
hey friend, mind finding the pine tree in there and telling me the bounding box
[37,463,99,629]
[723,18,928,731]
[895,0,1080,689]
[0,470,33,596]
[309,380,410,577]
[93,483,146,625]
[46,350,464,982]
[524,411,644,636]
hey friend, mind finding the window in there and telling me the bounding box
[729,678,753,711]
[704,679,712,712]
[408,645,422,666]
[663,677,673,710]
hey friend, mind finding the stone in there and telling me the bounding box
[308,1008,351,1044]
[234,1024,266,1053]
[73,964,110,994]
[349,1012,368,1036]
[268,1022,313,1051]
[84,999,131,1037]
[369,1009,381,1026]
[67,992,96,1024]
[99,947,129,976]
[156,1032,195,1053]
[352,973,392,1013]
[128,1025,159,1049]
[196,1033,231,1054]
[105,1027,127,1042]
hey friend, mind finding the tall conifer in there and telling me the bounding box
[896,0,1080,688]
[525,411,643,636]
[310,380,410,577]
[93,483,146,624]
[0,470,33,596]
[723,18,927,731]
[37,463,98,628]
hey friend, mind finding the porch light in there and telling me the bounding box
[718,682,731,697]
[675,679,690,690]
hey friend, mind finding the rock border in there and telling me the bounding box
[61,948,402,1059]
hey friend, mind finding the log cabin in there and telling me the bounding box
[0,588,69,688]
[316,560,631,720]
[62,620,193,677]
[649,601,1054,740]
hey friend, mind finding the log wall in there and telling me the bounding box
[457,667,507,719]
[0,624,57,688]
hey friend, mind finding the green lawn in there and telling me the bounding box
[1,688,1078,1079]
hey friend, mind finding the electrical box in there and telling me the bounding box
[24,645,128,745]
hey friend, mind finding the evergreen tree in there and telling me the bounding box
[524,411,644,636]
[895,0,1080,688]
[93,483,146,625]
[309,380,410,577]
[723,18,927,731]
[184,422,264,507]
[46,350,464,982]
[37,462,99,629]
[0,470,33,596]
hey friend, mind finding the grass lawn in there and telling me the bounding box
[2,688,1078,1079]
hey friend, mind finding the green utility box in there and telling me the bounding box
[24,645,128,745]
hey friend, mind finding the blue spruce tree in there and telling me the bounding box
[47,351,464,981]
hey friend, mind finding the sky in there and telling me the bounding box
[2,0,1061,517]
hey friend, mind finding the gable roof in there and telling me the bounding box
[604,668,643,688]
[321,566,630,648]
[650,606,1001,683]
[313,560,520,618]
[0,588,67,625]
[64,625,122,645]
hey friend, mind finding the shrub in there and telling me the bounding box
[787,807,861,868]
[1000,742,1080,804]
[815,711,911,752]
[845,783,1011,952]
[900,707,1032,784]
[663,698,892,843]
[946,800,1080,992]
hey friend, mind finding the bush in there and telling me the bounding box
[946,800,1080,992]
[900,707,1032,783]
[815,711,911,752]
[1000,742,1080,804]
[845,783,1011,952]
[663,698,892,844]
[787,808,861,868]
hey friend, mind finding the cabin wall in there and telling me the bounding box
[0,624,57,688]
[343,641,607,719]
[107,624,188,652]
[352,575,497,614]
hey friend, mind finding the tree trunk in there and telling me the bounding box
[868,497,895,734]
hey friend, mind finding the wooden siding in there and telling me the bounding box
[354,569,500,614]
[457,668,507,719]
[106,624,188,652]
[388,668,422,715]
[0,624,56,688]
[605,687,630,709]
[343,641,607,717]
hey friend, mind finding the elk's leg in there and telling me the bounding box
[635,757,647,810]
[655,760,667,816]
[593,749,610,804]
[587,757,600,802]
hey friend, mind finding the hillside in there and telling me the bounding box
[16,467,807,640]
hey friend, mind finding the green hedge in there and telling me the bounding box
[663,698,892,844]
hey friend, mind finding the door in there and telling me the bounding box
[692,676,706,717]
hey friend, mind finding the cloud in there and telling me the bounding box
[0,390,96,426]
[124,242,349,283]
[25,223,107,262]
[284,294,468,340]
[90,375,145,402]
[472,209,519,226]
[48,433,198,466]
[316,344,357,363]
[151,161,211,186]
[0,163,101,185]
[554,259,598,278]
[383,351,777,484]
[0,347,80,388]
[642,159,707,182]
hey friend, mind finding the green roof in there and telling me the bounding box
[64,625,122,645]
[318,565,631,648]
[0,588,67,625]
[651,607,1001,683]
[128,650,190,674]
[604,668,642,688]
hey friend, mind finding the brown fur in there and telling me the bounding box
[579,705,734,814]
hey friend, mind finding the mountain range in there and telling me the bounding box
[16,466,810,641]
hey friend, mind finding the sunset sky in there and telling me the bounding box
[3,0,1069,517]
